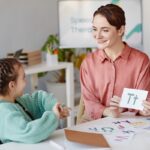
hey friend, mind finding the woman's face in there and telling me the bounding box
[92,14,124,49]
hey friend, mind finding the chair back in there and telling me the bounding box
[76,96,85,124]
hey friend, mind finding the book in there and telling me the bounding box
[7,50,42,66]
[64,129,110,148]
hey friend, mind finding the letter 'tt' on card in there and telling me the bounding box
[119,88,148,110]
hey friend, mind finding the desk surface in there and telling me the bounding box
[25,62,73,75]
[1,113,150,150]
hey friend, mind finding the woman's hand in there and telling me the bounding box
[110,96,120,107]
[103,107,120,118]
[110,95,124,113]
[103,95,126,118]
[139,100,150,117]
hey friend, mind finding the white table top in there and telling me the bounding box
[25,62,73,75]
[1,112,150,150]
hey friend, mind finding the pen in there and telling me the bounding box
[61,104,66,110]
[49,140,65,150]
[58,104,66,112]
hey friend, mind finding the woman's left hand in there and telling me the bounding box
[139,100,150,116]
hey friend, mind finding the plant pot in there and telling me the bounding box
[46,53,58,65]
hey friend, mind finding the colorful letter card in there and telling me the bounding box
[119,88,148,110]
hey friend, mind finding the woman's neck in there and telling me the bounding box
[0,95,15,103]
[104,41,125,61]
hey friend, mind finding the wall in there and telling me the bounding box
[0,0,150,57]
[0,0,58,58]
[142,0,150,56]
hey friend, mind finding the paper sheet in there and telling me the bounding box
[119,88,148,110]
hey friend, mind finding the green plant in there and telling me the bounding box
[39,34,92,80]
[41,34,59,54]
[38,34,75,81]
[41,34,75,61]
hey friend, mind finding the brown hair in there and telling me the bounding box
[93,4,126,29]
[0,58,22,95]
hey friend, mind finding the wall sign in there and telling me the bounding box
[58,0,142,49]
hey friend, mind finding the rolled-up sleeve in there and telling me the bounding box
[135,56,150,99]
[80,60,105,119]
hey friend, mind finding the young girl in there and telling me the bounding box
[0,58,70,144]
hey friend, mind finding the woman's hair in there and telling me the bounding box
[0,58,22,95]
[93,4,126,29]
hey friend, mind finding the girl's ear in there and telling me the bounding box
[8,81,15,90]
[118,25,125,37]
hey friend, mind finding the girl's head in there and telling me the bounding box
[92,4,126,49]
[0,58,26,99]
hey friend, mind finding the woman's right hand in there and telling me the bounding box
[103,96,123,117]
[110,95,124,113]
[109,95,120,107]
[103,107,120,118]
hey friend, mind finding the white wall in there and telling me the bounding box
[142,0,150,56]
[0,0,150,58]
[0,0,58,58]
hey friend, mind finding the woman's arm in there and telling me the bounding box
[80,61,106,120]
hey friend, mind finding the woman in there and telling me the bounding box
[79,4,150,123]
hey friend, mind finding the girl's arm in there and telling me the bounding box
[2,107,59,143]
[17,90,58,119]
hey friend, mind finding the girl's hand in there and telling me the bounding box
[139,100,150,116]
[58,105,71,119]
[53,103,62,118]
[53,103,71,119]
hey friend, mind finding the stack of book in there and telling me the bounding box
[7,50,42,66]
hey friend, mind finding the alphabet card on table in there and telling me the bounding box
[119,88,148,110]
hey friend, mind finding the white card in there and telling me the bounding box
[119,88,148,110]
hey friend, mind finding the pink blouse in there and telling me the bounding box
[80,44,150,119]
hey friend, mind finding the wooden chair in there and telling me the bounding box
[76,96,85,124]
[76,96,94,124]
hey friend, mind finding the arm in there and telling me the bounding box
[80,61,105,120]
[17,90,58,119]
[135,56,150,115]
[2,107,59,143]
[135,56,150,94]
[110,56,150,116]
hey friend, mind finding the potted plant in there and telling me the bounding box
[41,34,59,54]
[41,34,59,66]
[38,34,75,82]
